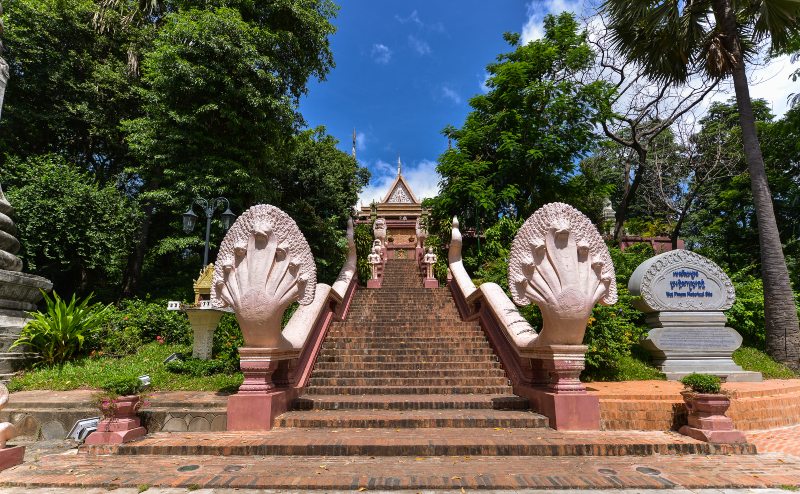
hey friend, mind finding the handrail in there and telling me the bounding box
[448,216,477,299]
[331,219,356,299]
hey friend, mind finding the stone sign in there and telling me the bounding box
[629,249,760,382]
[628,249,734,313]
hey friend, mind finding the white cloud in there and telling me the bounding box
[408,35,432,56]
[521,0,584,44]
[479,72,491,93]
[358,159,441,206]
[395,10,423,28]
[371,43,392,64]
[356,132,366,152]
[442,85,462,105]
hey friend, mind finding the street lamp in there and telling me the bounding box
[182,197,236,266]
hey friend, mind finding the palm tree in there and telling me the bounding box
[601,0,800,369]
[0,0,8,120]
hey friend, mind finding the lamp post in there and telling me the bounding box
[182,197,236,266]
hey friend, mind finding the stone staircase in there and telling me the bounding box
[87,258,755,460]
[285,258,546,431]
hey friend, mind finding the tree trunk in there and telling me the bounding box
[121,203,154,298]
[613,152,646,243]
[714,0,800,368]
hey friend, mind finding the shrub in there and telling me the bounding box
[726,274,766,349]
[99,375,143,396]
[583,286,649,378]
[12,291,109,367]
[212,313,244,364]
[93,298,191,358]
[680,373,722,394]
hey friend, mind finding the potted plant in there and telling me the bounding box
[678,373,746,444]
[84,375,148,445]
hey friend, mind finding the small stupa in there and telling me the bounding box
[0,185,52,379]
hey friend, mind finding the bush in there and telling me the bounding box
[680,373,722,394]
[583,286,649,378]
[93,298,191,357]
[726,274,766,349]
[212,313,244,364]
[12,291,109,367]
[99,375,143,395]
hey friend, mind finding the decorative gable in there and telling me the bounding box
[387,183,413,203]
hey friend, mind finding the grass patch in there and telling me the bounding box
[733,346,799,379]
[613,354,667,381]
[584,347,666,382]
[7,342,243,393]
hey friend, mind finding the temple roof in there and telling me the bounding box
[380,172,419,205]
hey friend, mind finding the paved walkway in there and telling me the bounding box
[1,451,800,490]
[747,424,800,456]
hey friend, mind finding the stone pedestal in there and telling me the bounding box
[641,312,761,382]
[0,270,52,379]
[227,347,298,431]
[0,446,24,471]
[678,393,747,444]
[84,395,146,445]
[517,345,600,431]
[423,278,439,288]
[629,250,761,382]
[185,308,224,360]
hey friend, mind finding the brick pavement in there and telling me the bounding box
[1,452,799,490]
[747,424,800,457]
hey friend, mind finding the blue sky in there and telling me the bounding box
[300,1,535,206]
[300,1,797,207]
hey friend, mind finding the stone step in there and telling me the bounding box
[315,354,501,364]
[321,341,489,350]
[307,376,509,387]
[310,368,506,378]
[329,324,476,331]
[292,394,529,410]
[97,429,755,457]
[304,385,512,395]
[323,336,488,343]
[275,409,549,428]
[318,348,495,357]
[312,361,503,371]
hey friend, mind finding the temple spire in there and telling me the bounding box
[352,128,357,160]
[397,155,401,176]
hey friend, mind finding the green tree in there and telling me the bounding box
[121,2,337,295]
[278,127,369,284]
[431,13,613,240]
[602,0,800,368]
[0,0,139,180]
[0,155,142,298]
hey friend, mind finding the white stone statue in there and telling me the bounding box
[0,384,17,448]
[415,217,427,248]
[211,204,316,348]
[373,218,387,246]
[367,246,382,280]
[508,202,617,346]
[422,247,437,279]
[372,239,384,260]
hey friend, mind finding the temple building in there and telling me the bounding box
[357,158,426,259]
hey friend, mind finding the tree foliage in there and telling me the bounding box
[430,13,614,235]
[0,0,365,299]
[0,155,141,295]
